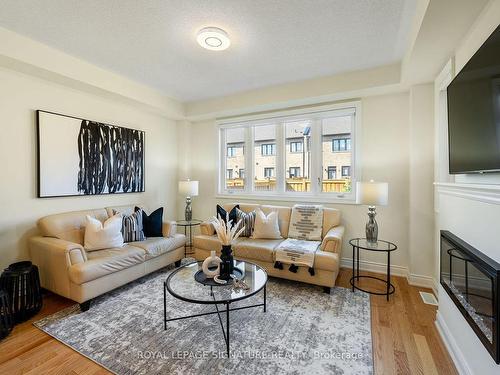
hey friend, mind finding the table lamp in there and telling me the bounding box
[356,180,388,243]
[179,179,199,221]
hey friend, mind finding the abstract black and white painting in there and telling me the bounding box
[37,110,145,197]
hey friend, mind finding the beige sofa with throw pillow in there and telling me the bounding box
[193,203,344,291]
[29,204,185,310]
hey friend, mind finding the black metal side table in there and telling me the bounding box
[176,219,203,258]
[349,238,397,301]
[0,289,14,340]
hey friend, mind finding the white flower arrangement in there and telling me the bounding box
[211,213,245,245]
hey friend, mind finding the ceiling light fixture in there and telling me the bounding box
[197,27,230,51]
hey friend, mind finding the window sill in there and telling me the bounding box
[215,193,358,205]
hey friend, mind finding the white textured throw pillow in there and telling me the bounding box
[84,214,124,251]
[251,209,282,239]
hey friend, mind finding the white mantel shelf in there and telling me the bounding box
[435,182,500,205]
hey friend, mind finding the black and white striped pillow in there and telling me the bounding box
[236,208,256,237]
[114,209,145,242]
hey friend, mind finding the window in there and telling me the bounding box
[290,141,303,153]
[288,167,301,178]
[322,116,352,193]
[264,167,275,178]
[218,103,358,200]
[254,125,277,191]
[224,128,245,191]
[327,166,337,179]
[261,143,276,156]
[332,137,351,152]
[286,121,310,192]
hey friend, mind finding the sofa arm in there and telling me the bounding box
[320,225,345,253]
[163,221,177,237]
[29,236,87,298]
[30,236,87,265]
[200,220,215,236]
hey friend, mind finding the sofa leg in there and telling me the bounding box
[174,260,182,267]
[323,287,331,294]
[79,300,92,312]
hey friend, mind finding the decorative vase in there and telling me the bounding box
[219,245,234,280]
[202,251,221,278]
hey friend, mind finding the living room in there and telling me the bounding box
[0,0,499,374]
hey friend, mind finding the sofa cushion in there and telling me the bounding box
[261,205,292,238]
[130,234,185,259]
[193,235,224,254]
[38,208,109,245]
[140,207,164,237]
[233,238,282,263]
[84,214,124,251]
[69,245,145,284]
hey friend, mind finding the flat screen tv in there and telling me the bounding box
[447,25,500,174]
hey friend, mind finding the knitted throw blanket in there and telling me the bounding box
[288,204,323,241]
[274,238,320,268]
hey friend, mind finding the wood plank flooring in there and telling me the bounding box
[0,268,457,374]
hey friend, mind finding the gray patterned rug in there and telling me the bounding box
[35,262,373,375]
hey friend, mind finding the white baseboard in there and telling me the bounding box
[340,258,439,294]
[435,311,472,375]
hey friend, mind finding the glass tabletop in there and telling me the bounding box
[349,238,397,252]
[165,260,267,304]
[176,219,203,226]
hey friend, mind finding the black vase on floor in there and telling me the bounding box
[219,245,234,280]
[0,289,14,340]
[0,261,43,323]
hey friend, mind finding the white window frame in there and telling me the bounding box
[217,101,361,203]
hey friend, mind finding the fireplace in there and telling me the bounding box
[440,230,500,363]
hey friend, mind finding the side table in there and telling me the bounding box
[176,219,203,258]
[349,238,397,301]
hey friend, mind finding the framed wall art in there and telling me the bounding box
[36,110,145,198]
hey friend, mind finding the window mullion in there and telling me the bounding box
[276,121,285,193]
[310,118,321,196]
[247,126,254,194]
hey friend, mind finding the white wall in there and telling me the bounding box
[409,84,435,284]
[187,92,421,276]
[0,67,179,270]
[434,1,500,373]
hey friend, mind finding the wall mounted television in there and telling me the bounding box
[447,25,500,174]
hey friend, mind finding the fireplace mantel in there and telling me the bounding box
[435,182,500,206]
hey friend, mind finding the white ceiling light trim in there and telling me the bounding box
[197,27,230,51]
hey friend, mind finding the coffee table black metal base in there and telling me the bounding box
[163,281,267,356]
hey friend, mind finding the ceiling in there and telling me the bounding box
[0,0,417,102]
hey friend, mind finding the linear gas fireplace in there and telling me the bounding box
[440,230,500,363]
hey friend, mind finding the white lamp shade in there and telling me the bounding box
[179,180,199,197]
[356,181,388,206]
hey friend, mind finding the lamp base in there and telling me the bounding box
[184,197,192,221]
[365,206,378,243]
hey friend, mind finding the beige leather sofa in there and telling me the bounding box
[29,204,185,310]
[194,203,344,291]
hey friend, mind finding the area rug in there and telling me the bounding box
[35,262,373,374]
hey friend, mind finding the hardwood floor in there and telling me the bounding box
[0,268,457,375]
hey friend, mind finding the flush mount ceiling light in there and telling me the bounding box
[197,27,230,51]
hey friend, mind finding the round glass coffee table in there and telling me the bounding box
[163,259,268,355]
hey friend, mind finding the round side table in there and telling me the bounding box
[176,219,203,258]
[349,238,397,301]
